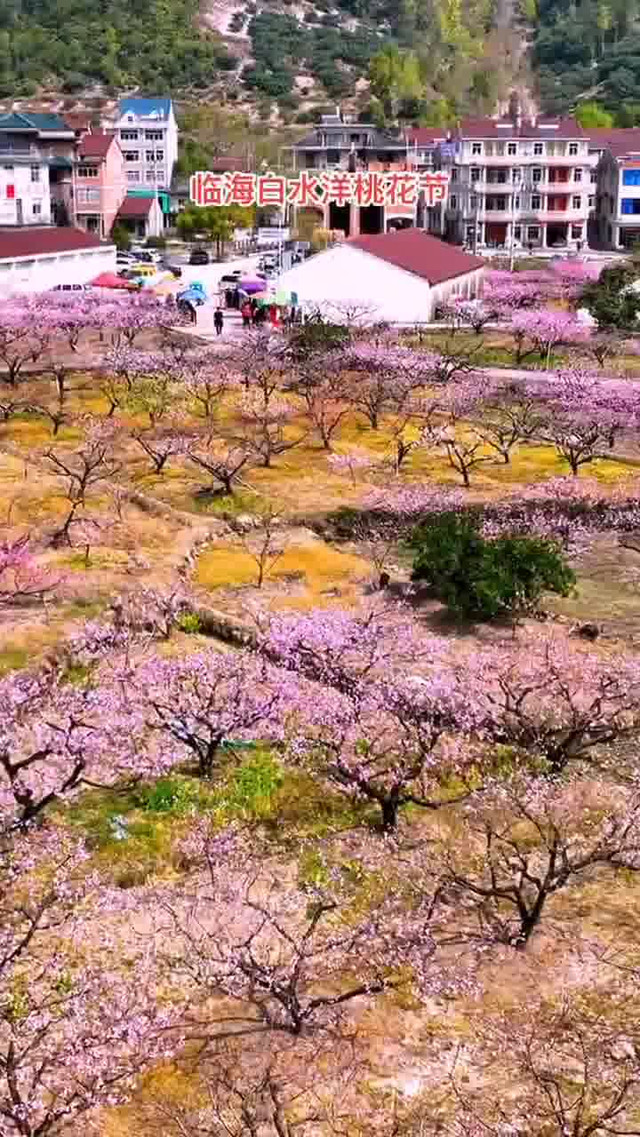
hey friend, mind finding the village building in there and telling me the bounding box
[73,132,127,240]
[0,111,76,229]
[115,193,164,240]
[291,111,417,237]
[277,227,485,324]
[0,226,115,294]
[406,115,592,253]
[591,129,640,249]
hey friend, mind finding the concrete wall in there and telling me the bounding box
[0,244,116,295]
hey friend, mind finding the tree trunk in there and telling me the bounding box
[381,796,399,831]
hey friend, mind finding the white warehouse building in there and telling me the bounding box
[278,228,485,324]
[0,227,115,295]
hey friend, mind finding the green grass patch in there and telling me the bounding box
[191,487,265,518]
[59,752,373,886]
[0,645,30,675]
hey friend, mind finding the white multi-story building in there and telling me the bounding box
[109,97,178,196]
[408,116,592,252]
[589,128,640,250]
[0,112,78,228]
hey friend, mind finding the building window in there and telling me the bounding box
[512,167,521,181]
[450,194,458,209]
[534,142,544,156]
[155,150,164,162]
[623,169,640,186]
[621,198,640,214]
[571,224,583,238]
[77,165,99,178]
[6,184,14,199]
[574,168,582,181]
[450,167,458,181]
[2,164,13,171]
[588,195,595,208]
[123,151,139,163]
[146,170,156,182]
[514,224,522,240]
[569,142,579,156]
[120,130,138,141]
[532,167,542,182]
[507,142,517,155]
[145,151,155,163]
[532,194,541,209]
[126,170,140,183]
[527,225,540,239]
[466,225,475,241]
[514,194,521,208]
[470,167,481,182]
[32,202,41,215]
[30,164,40,182]
[471,142,482,155]
[590,171,597,183]
[470,194,477,209]
[145,130,163,141]
[572,195,581,209]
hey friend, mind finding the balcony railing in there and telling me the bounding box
[0,145,39,157]
[470,206,587,221]
[463,152,585,164]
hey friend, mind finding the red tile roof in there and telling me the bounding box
[407,116,586,143]
[116,195,154,218]
[586,128,640,158]
[64,112,93,132]
[77,131,114,159]
[348,228,485,286]
[0,226,106,259]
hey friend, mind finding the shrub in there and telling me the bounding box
[410,512,575,622]
[175,611,202,635]
[111,223,131,251]
[145,235,167,249]
[580,263,640,329]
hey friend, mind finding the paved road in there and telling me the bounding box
[178,251,269,339]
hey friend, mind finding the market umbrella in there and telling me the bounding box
[239,279,265,294]
[91,272,137,290]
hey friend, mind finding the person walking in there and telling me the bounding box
[214,307,224,337]
[241,299,252,329]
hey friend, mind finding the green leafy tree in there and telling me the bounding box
[575,100,614,126]
[110,223,131,252]
[410,512,575,622]
[177,204,254,258]
[580,263,640,329]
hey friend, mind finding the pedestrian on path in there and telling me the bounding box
[214,307,224,336]
[241,300,252,329]
[178,298,197,325]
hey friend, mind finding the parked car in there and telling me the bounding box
[120,264,158,280]
[160,261,182,278]
[51,282,92,292]
[189,247,210,265]
[220,271,243,285]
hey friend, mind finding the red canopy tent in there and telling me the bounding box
[91,272,138,290]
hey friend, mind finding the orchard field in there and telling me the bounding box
[4,263,640,1136]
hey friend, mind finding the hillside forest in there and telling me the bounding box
[0,0,517,127]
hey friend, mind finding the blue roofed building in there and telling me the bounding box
[109,97,178,215]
